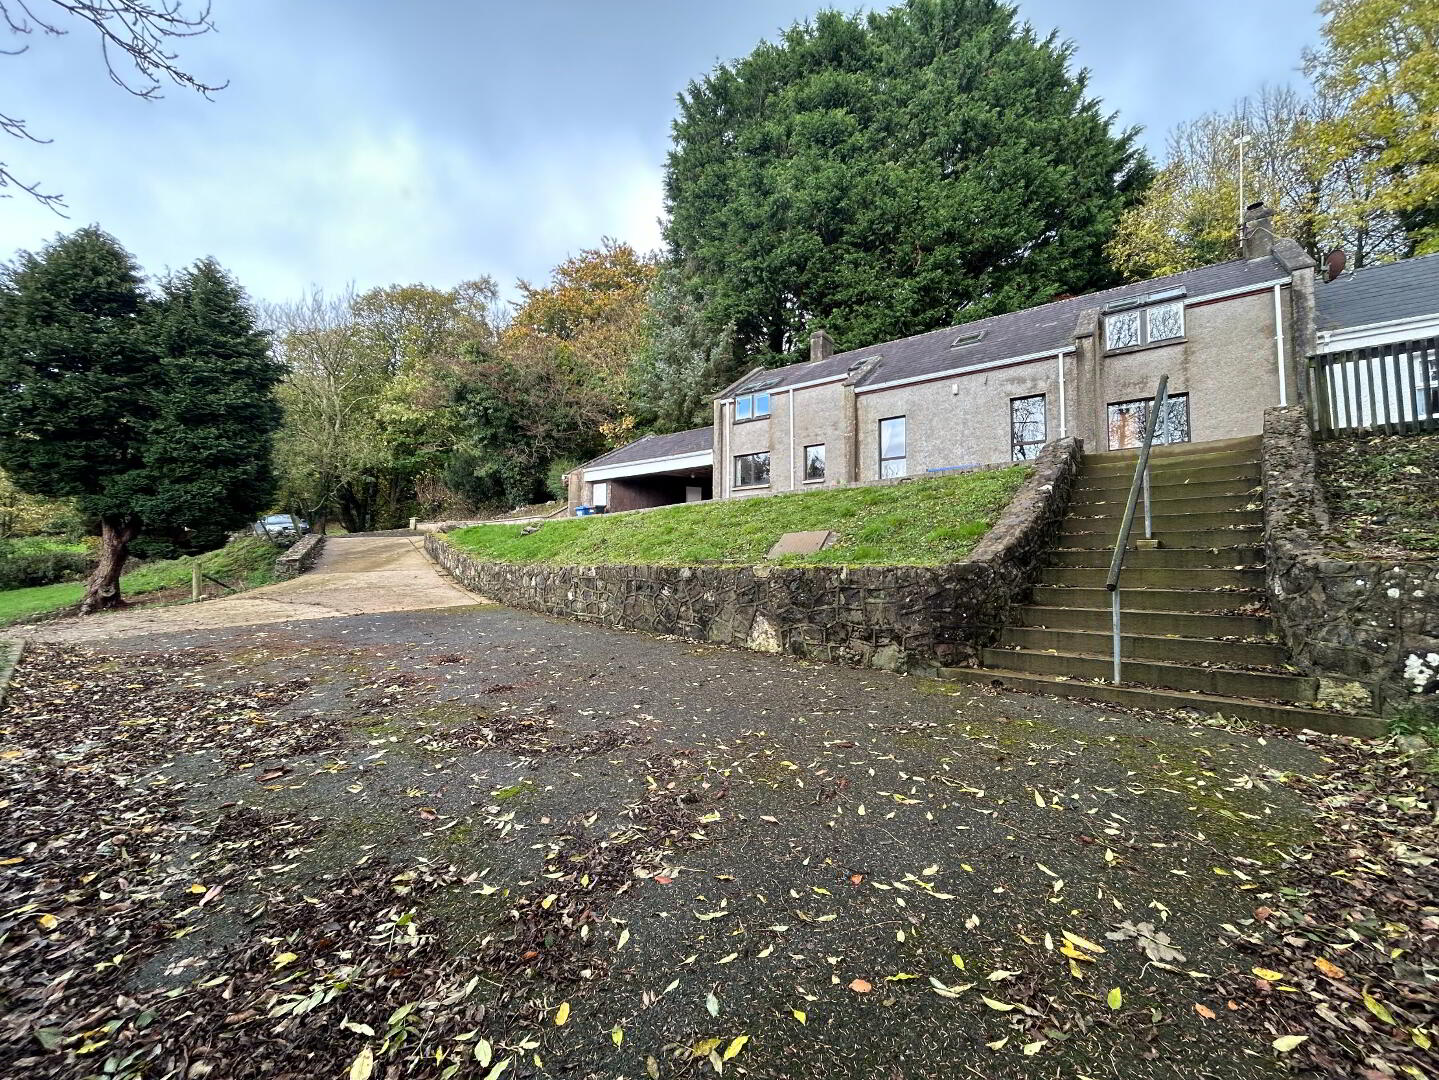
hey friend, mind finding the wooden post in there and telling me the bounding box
[191,561,201,601]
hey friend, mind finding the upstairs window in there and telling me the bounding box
[804,444,826,482]
[734,391,771,421]
[1103,293,1186,352]
[879,416,907,478]
[734,451,771,488]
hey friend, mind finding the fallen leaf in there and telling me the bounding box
[792,1009,806,1024]
[849,979,872,993]
[554,1001,571,1026]
[1272,1035,1308,1052]
[1194,1003,1216,1020]
[1313,957,1344,979]
[1107,987,1123,1010]
[722,1035,749,1061]
[349,1046,374,1080]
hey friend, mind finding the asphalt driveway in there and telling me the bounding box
[0,597,1336,1080]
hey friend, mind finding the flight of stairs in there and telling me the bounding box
[939,435,1382,736]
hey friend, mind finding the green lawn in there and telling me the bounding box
[446,466,1031,567]
[0,534,279,627]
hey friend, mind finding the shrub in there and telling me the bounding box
[0,540,92,590]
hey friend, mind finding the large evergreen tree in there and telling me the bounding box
[664,0,1152,369]
[0,228,283,613]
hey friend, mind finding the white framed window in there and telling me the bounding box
[591,482,609,507]
[1107,393,1191,449]
[1105,297,1186,352]
[803,444,826,482]
[734,391,770,421]
[879,416,906,478]
[1146,301,1184,342]
[1104,309,1141,350]
[1010,394,1046,460]
[734,451,771,488]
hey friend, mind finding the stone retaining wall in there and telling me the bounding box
[274,533,326,581]
[425,439,1081,672]
[1262,405,1439,713]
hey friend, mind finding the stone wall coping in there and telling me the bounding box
[274,533,326,580]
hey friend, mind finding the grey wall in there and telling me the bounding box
[429,439,1082,672]
[1262,405,1439,714]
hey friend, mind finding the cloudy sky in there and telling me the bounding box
[0,0,1320,306]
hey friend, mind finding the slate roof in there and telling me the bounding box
[1315,252,1439,331]
[727,254,1291,396]
[579,425,713,471]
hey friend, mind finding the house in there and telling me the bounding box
[566,203,1419,513]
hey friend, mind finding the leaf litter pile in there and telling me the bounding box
[0,608,1432,1079]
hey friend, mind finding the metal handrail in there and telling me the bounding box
[1104,375,1170,683]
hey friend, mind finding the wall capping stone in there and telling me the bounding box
[274,533,326,581]
[427,438,1082,673]
[1262,405,1438,713]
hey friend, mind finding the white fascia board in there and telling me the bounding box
[714,372,849,405]
[582,450,713,483]
[855,347,1075,395]
[1316,312,1439,351]
[1182,277,1290,305]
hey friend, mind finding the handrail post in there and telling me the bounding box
[1105,375,1170,683]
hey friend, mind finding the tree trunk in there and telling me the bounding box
[80,515,141,615]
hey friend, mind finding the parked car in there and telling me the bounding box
[253,514,309,540]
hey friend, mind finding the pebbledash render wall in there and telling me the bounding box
[1262,406,1439,714]
[428,439,1081,672]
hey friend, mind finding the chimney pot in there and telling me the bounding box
[810,329,835,363]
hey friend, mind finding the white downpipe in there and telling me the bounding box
[718,402,728,499]
[1056,351,1067,437]
[789,389,797,490]
[1273,283,1288,407]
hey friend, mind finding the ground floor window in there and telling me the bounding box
[734,451,771,488]
[1107,393,1191,450]
[591,482,609,507]
[879,417,906,478]
[804,443,826,481]
[1010,394,1047,460]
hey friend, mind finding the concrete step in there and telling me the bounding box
[1063,510,1264,532]
[1077,465,1260,492]
[1083,448,1259,478]
[1048,546,1264,569]
[980,646,1318,700]
[1067,492,1262,516]
[1014,604,1273,639]
[1057,526,1264,550]
[1072,478,1261,501]
[1090,436,1261,464]
[1031,585,1265,612]
[999,626,1290,667]
[1039,566,1266,589]
[932,668,1382,737]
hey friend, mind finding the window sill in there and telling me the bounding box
[732,415,771,425]
[802,478,825,485]
[1104,337,1186,358]
[732,483,770,491]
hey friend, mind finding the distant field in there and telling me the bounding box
[446,466,1031,568]
[0,535,279,627]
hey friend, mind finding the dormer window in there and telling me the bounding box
[1103,291,1185,352]
[734,391,771,421]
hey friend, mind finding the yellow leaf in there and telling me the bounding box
[951,953,965,970]
[981,996,1015,1011]
[349,1046,374,1080]
[1363,993,1395,1025]
[791,1009,806,1024]
[722,1035,749,1061]
[36,913,58,931]
[1272,1035,1308,1052]
[1411,1029,1431,1050]
[1062,931,1106,954]
[1107,987,1123,1010]
[1022,1040,1046,1055]
[1068,958,1084,980]
[554,1001,571,1026]
[611,1026,623,1047]
[272,952,297,969]
[985,1036,1008,1050]
[1033,789,1045,807]
[475,1039,493,1066]
[1252,967,1285,982]
[189,884,207,894]
[693,1037,723,1057]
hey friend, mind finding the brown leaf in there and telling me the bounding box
[849,978,872,993]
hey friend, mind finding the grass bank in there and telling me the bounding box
[1317,431,1439,559]
[0,534,279,627]
[447,466,1031,567]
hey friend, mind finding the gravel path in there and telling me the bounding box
[16,536,481,643]
[0,600,1368,1080]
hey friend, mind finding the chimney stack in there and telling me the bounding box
[810,329,835,363]
[1242,201,1276,259]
